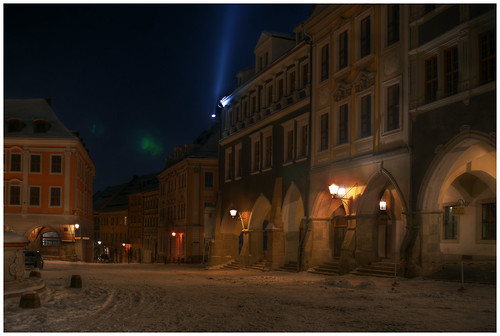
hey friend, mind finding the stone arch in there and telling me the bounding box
[355,168,409,265]
[282,182,305,263]
[245,194,272,264]
[417,130,496,263]
[310,189,344,218]
[248,194,272,230]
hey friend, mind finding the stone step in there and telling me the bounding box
[279,261,299,272]
[352,261,401,278]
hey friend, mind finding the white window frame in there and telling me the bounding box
[29,185,41,207]
[334,99,350,146]
[50,154,63,175]
[8,184,21,206]
[30,153,42,174]
[10,152,22,172]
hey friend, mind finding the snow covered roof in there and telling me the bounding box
[4,99,76,139]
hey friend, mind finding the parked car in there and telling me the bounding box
[97,254,110,263]
[24,250,44,269]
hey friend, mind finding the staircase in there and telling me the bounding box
[222,260,240,270]
[244,259,270,272]
[351,260,400,278]
[279,261,299,273]
[308,258,341,276]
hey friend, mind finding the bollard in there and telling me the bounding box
[70,275,82,288]
[458,261,466,291]
[19,291,41,309]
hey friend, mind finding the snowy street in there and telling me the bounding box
[4,261,496,332]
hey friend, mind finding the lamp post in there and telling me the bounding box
[230,209,251,267]
[74,223,83,261]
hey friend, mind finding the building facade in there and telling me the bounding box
[211,29,312,269]
[406,4,496,275]
[302,4,411,273]
[4,98,95,261]
[158,125,219,264]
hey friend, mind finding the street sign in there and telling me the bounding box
[451,206,465,216]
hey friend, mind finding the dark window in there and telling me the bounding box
[237,147,243,177]
[9,185,21,205]
[444,46,459,96]
[278,79,284,100]
[267,86,273,106]
[265,136,272,168]
[34,120,51,133]
[360,16,371,58]
[479,30,495,84]
[320,113,329,151]
[386,84,400,132]
[425,56,438,103]
[51,155,62,173]
[204,172,214,188]
[302,63,309,87]
[253,141,260,171]
[360,95,372,138]
[287,129,294,162]
[300,124,308,157]
[321,45,329,81]
[339,31,348,70]
[29,186,40,206]
[387,5,400,46]
[443,206,458,240]
[30,154,41,173]
[338,104,349,144]
[227,151,233,180]
[481,203,496,240]
[10,153,21,172]
[7,119,25,132]
[50,187,61,207]
[289,71,296,93]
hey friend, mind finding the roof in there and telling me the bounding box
[4,98,77,139]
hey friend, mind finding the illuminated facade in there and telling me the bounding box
[4,98,95,261]
[406,4,496,275]
[303,5,412,273]
[157,125,219,263]
[211,29,312,269]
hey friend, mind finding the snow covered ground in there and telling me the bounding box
[3,260,496,332]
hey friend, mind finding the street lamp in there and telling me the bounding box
[230,209,247,231]
[329,183,357,199]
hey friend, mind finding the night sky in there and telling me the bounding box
[4,3,312,192]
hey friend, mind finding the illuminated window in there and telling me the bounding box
[387,5,400,46]
[9,185,21,205]
[425,56,438,103]
[30,154,41,173]
[444,46,458,96]
[321,44,329,81]
[320,113,329,151]
[481,203,496,240]
[51,155,62,174]
[443,206,458,240]
[479,30,495,84]
[29,186,41,206]
[10,153,21,172]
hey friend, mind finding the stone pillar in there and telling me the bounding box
[309,219,332,266]
[355,215,378,266]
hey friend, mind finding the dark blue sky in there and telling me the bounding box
[4,4,312,192]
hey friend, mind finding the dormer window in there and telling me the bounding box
[34,119,51,133]
[7,119,25,132]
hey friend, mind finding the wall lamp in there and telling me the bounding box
[230,209,248,231]
[329,183,358,200]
